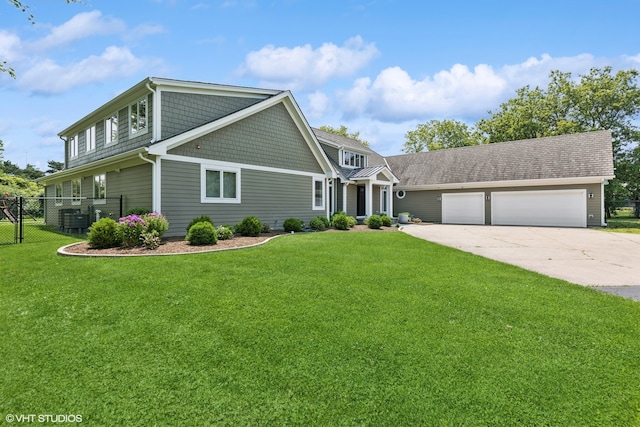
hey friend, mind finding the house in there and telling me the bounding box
[386,130,615,227]
[38,77,615,235]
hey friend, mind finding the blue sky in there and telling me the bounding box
[1,0,640,170]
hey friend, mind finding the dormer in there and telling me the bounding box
[340,149,368,169]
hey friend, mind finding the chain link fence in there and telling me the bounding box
[0,196,122,245]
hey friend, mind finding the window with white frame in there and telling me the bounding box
[94,174,106,202]
[69,135,79,158]
[71,178,82,205]
[201,165,240,203]
[130,97,147,135]
[55,183,63,206]
[105,113,118,144]
[342,150,367,168]
[313,178,324,210]
[86,125,96,151]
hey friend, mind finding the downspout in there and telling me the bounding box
[601,179,607,227]
[144,82,162,214]
[139,150,160,213]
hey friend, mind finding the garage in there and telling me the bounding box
[442,192,485,225]
[491,189,587,227]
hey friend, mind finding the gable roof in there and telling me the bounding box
[385,130,615,189]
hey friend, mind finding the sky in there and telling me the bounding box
[1,0,640,170]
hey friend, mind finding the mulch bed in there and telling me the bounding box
[60,225,399,257]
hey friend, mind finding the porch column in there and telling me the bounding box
[366,181,373,217]
[388,186,394,218]
[342,182,348,214]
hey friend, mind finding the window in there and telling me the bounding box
[201,166,240,203]
[105,113,118,144]
[342,150,367,168]
[130,97,147,135]
[94,174,106,202]
[86,125,96,151]
[55,183,63,206]
[313,178,324,210]
[71,178,82,205]
[69,135,78,158]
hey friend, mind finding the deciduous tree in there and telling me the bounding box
[402,119,481,153]
[319,125,369,147]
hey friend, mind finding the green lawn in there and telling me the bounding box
[606,207,640,233]
[2,232,640,426]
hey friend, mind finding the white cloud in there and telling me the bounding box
[0,30,22,63]
[306,91,331,119]
[33,11,127,51]
[18,46,148,94]
[240,36,379,89]
[339,53,638,122]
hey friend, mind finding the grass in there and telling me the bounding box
[2,231,640,426]
[605,207,640,233]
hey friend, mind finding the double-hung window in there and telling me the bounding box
[86,125,96,151]
[69,135,79,158]
[130,97,147,135]
[71,178,82,205]
[55,183,63,206]
[105,113,118,144]
[201,165,240,203]
[94,174,106,203]
[313,178,325,210]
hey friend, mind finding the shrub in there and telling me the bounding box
[236,216,263,237]
[366,215,382,229]
[215,225,234,241]
[140,230,161,250]
[186,221,217,245]
[118,214,147,248]
[142,213,169,237]
[261,221,271,234]
[331,212,351,230]
[125,207,151,216]
[186,215,213,232]
[309,216,330,231]
[347,215,358,228]
[380,214,392,227]
[283,217,303,232]
[87,217,121,249]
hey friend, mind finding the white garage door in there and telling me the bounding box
[442,192,485,225]
[491,189,587,227]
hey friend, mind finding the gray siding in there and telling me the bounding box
[320,143,340,165]
[345,185,357,217]
[394,183,604,227]
[67,94,153,169]
[106,163,152,214]
[168,103,323,174]
[160,91,262,139]
[161,160,324,236]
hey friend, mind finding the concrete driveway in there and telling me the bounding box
[401,224,640,300]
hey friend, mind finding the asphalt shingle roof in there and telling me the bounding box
[385,130,615,187]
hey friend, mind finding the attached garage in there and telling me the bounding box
[442,192,485,225]
[491,189,587,227]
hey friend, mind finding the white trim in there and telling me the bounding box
[93,173,107,205]
[200,163,241,204]
[129,96,149,137]
[105,113,119,145]
[601,181,607,226]
[395,190,406,199]
[394,176,614,191]
[71,178,82,206]
[312,178,325,210]
[85,125,96,152]
[379,186,389,215]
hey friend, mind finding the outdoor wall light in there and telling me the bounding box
[196,144,201,149]
[436,196,442,201]
[588,193,594,199]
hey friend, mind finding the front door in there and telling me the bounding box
[357,186,365,216]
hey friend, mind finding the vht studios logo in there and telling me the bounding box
[5,414,83,423]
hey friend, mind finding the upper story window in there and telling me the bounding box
[69,135,79,158]
[86,125,96,151]
[130,97,147,135]
[342,150,367,168]
[105,113,118,144]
